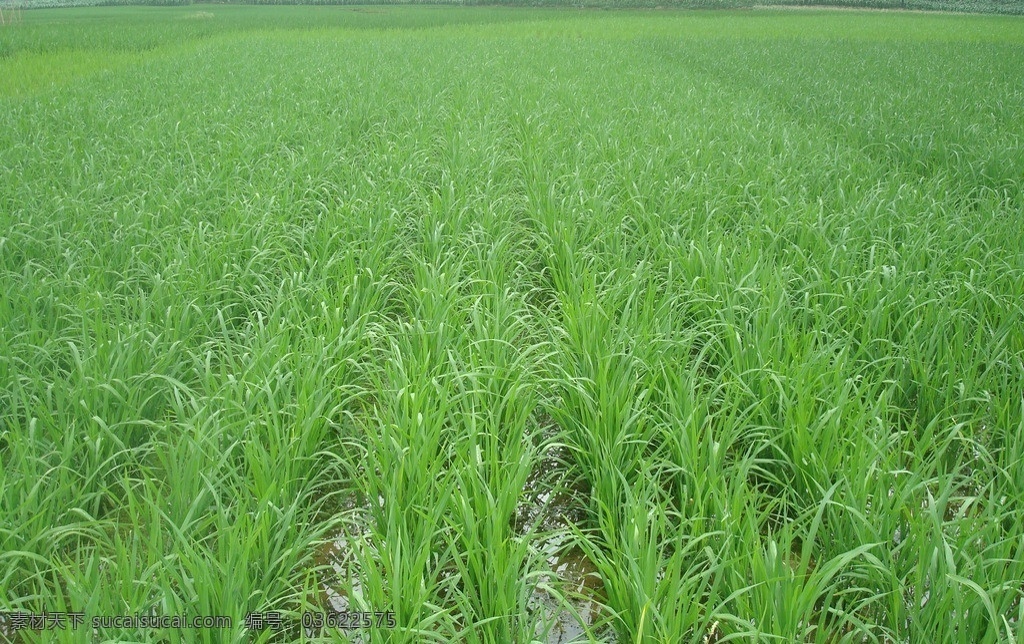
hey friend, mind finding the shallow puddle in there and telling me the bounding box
[519,439,609,642]
[528,535,608,643]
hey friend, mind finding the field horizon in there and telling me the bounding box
[4,0,1024,15]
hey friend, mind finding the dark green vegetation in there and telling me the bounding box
[5,0,1024,15]
[3,6,1024,643]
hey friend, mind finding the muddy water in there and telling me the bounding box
[528,535,606,643]
[518,440,609,642]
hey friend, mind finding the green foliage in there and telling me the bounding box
[2,6,1024,643]
[3,0,1024,14]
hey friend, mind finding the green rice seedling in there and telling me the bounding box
[572,476,735,643]
[442,286,547,640]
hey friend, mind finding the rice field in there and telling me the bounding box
[2,6,1024,643]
